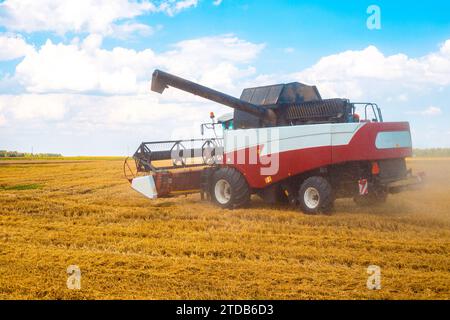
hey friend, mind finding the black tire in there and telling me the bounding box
[353,190,387,206]
[211,167,250,209]
[298,176,334,214]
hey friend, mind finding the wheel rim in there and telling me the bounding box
[304,187,320,209]
[214,179,231,204]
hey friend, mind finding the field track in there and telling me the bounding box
[0,158,449,299]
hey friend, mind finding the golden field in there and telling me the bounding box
[0,158,449,300]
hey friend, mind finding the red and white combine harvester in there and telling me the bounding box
[124,70,423,214]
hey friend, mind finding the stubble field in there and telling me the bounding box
[0,158,449,299]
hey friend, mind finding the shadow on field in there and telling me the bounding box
[248,196,414,216]
[152,201,176,208]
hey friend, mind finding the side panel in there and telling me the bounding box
[223,122,412,189]
[224,123,361,188]
[332,122,412,163]
[224,124,336,155]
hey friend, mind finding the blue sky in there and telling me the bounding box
[0,0,449,155]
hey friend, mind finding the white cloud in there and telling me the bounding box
[283,47,295,54]
[421,106,442,116]
[0,92,222,154]
[0,0,196,37]
[3,32,450,153]
[70,94,197,125]
[0,102,5,126]
[161,35,264,91]
[386,93,408,103]
[407,106,442,116]
[0,94,67,121]
[213,0,223,6]
[1,33,263,140]
[161,0,198,16]
[111,22,156,39]
[292,41,450,99]
[3,33,262,151]
[0,92,224,135]
[15,34,264,95]
[16,38,155,94]
[0,34,34,60]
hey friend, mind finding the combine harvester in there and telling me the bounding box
[124,70,423,214]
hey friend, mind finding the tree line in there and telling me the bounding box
[0,150,62,158]
[412,148,450,157]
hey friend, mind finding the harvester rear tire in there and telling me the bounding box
[298,176,334,214]
[211,167,250,209]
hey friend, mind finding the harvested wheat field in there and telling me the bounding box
[0,158,449,300]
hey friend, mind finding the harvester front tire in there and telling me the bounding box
[298,176,334,214]
[211,168,250,209]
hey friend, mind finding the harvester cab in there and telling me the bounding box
[126,69,422,214]
[200,112,233,137]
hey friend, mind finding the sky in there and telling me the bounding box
[0,0,449,156]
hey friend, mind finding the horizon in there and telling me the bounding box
[2,147,450,158]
